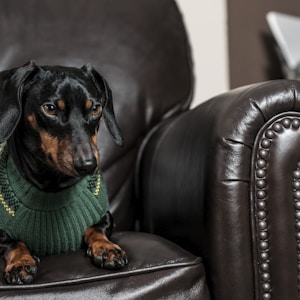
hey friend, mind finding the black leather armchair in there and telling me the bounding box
[0,0,208,299]
[1,1,299,300]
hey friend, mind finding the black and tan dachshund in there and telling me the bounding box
[0,61,127,285]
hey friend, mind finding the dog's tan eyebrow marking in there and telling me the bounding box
[27,113,38,129]
[57,99,66,111]
[85,99,93,110]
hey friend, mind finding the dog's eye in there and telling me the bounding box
[91,104,102,117]
[42,103,57,116]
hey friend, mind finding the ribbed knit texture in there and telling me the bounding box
[0,145,109,256]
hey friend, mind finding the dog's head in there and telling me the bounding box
[0,61,123,178]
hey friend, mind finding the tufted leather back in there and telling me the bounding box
[0,0,193,230]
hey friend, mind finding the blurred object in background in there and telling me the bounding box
[267,11,300,80]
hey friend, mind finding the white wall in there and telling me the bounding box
[176,0,229,107]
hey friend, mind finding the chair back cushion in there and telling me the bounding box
[0,0,193,229]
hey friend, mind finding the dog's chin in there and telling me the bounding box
[55,164,98,179]
[58,167,80,178]
[41,168,81,191]
[53,167,98,191]
[47,159,79,178]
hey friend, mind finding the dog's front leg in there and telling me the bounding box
[84,212,128,269]
[0,230,39,284]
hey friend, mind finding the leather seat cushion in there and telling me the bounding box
[0,232,207,299]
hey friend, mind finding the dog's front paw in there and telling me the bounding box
[4,255,39,285]
[87,240,128,270]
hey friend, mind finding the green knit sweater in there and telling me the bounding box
[0,145,109,256]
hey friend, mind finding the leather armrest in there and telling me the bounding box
[137,80,300,300]
[137,79,300,299]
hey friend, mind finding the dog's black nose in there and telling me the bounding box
[74,157,97,175]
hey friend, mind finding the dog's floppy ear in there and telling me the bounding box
[82,64,124,146]
[0,60,37,143]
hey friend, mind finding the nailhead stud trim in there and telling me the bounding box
[254,117,299,300]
